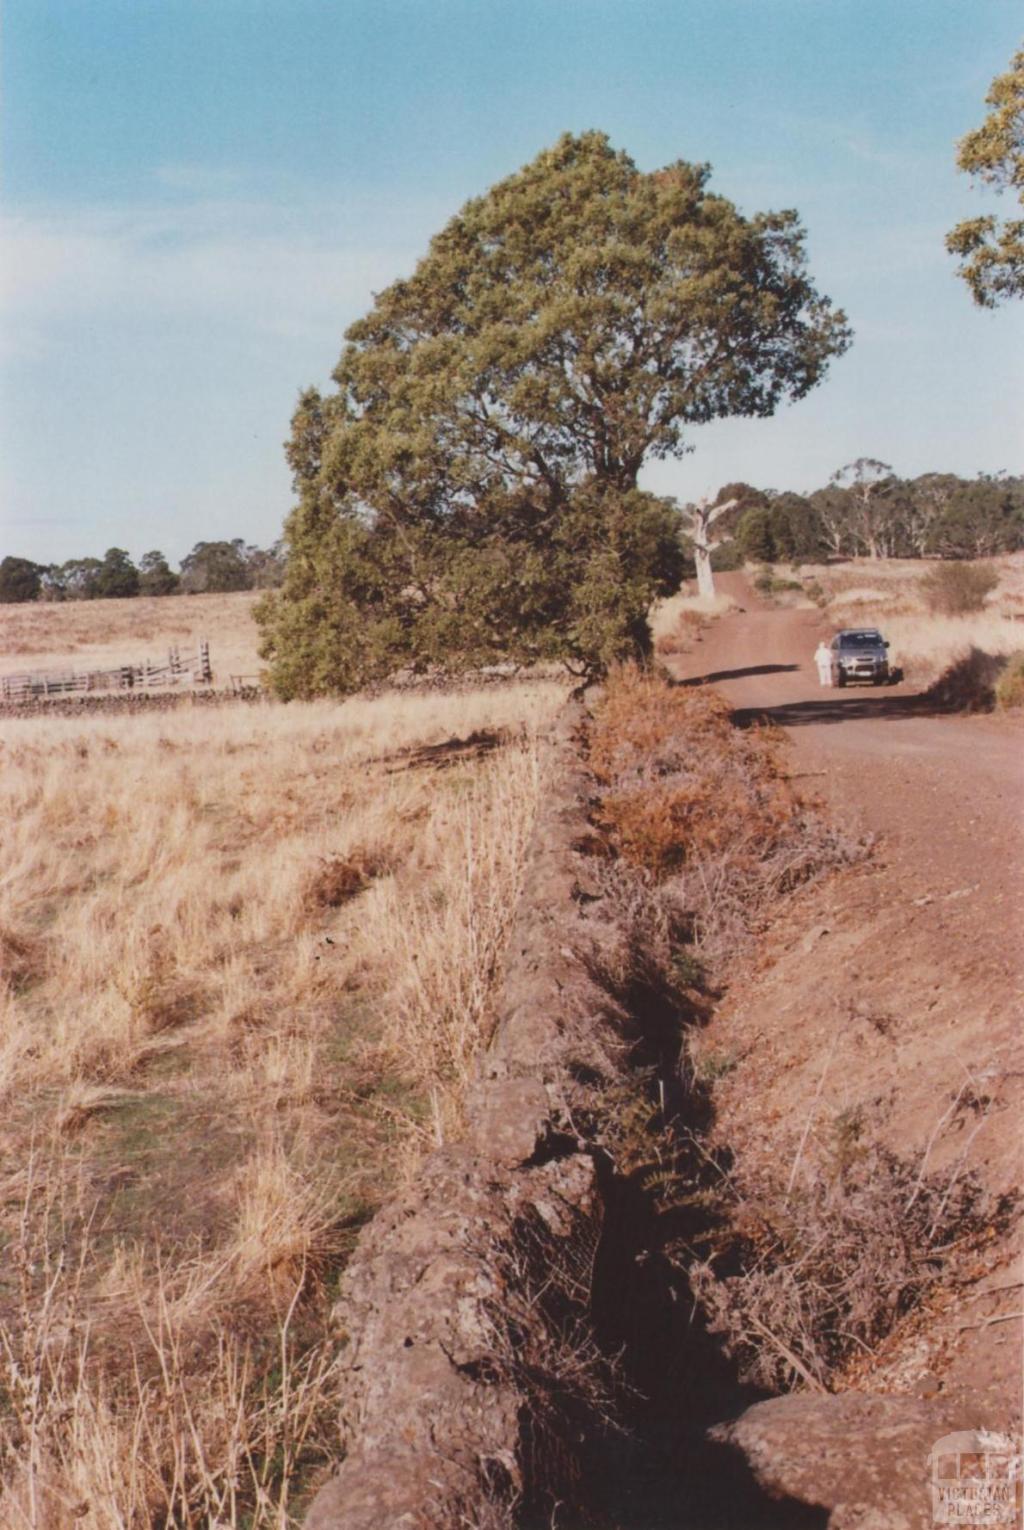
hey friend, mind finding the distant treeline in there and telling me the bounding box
[716,464,1024,567]
[0,539,286,605]
[3,467,1021,606]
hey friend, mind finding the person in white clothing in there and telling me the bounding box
[814,640,832,687]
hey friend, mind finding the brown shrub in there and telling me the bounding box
[925,646,1005,712]
[585,664,998,1403]
[587,665,860,966]
[994,651,1024,709]
[303,848,392,910]
[919,561,998,615]
[0,926,43,992]
[590,667,796,879]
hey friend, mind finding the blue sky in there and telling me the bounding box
[1,0,1022,567]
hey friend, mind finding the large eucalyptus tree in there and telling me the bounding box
[258,132,850,696]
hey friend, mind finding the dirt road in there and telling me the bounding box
[670,573,1023,1419]
[676,571,1022,914]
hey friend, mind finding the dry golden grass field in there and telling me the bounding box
[0,591,264,686]
[0,677,564,1525]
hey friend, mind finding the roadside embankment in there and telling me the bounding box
[305,671,913,1529]
[305,700,617,1528]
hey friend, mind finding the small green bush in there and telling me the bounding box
[919,561,998,615]
[995,651,1024,709]
[710,539,744,572]
[753,566,804,597]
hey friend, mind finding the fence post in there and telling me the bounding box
[199,639,211,684]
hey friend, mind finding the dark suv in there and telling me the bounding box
[830,628,891,686]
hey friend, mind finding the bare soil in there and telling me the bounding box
[670,573,1023,1424]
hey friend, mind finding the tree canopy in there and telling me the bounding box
[180,540,256,594]
[726,467,1024,564]
[0,556,44,604]
[947,45,1024,306]
[138,550,180,596]
[257,131,851,696]
[93,547,140,600]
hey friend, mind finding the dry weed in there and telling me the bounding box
[919,561,999,615]
[0,926,42,993]
[302,848,393,910]
[588,667,857,962]
[687,1133,1009,1393]
[367,742,543,1144]
[925,647,1009,712]
[653,609,707,657]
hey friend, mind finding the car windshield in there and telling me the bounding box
[838,633,882,650]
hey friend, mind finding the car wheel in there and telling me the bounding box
[836,672,846,688]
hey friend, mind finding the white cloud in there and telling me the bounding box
[0,192,429,353]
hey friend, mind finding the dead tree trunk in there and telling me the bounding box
[684,496,738,599]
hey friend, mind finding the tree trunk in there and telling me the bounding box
[694,542,716,598]
[684,496,735,600]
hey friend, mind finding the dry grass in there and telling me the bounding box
[0,1155,347,1529]
[796,551,1024,682]
[649,588,747,659]
[0,678,564,1523]
[0,591,264,686]
[649,588,743,655]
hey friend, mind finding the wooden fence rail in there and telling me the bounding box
[0,641,212,702]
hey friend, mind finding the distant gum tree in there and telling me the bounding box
[258,131,852,697]
[947,45,1024,306]
[0,556,44,604]
[829,459,898,559]
[54,557,103,600]
[180,540,253,594]
[93,547,140,600]
[138,550,180,596]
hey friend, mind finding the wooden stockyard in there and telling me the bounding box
[0,641,212,701]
